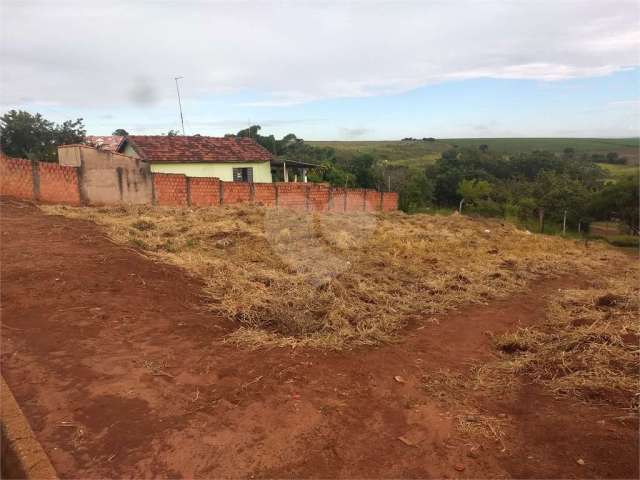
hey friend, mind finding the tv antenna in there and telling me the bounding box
[174,76,185,135]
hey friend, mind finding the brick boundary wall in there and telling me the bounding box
[382,191,399,212]
[152,173,188,206]
[275,182,307,210]
[222,181,252,204]
[346,188,366,212]
[188,177,221,207]
[328,188,346,212]
[254,183,277,207]
[364,189,381,212]
[308,184,330,212]
[0,154,34,200]
[37,162,81,204]
[1,154,399,211]
[0,154,80,205]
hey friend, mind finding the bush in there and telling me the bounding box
[606,235,639,248]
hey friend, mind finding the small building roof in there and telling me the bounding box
[85,135,126,152]
[126,135,273,164]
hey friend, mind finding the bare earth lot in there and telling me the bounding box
[1,199,638,479]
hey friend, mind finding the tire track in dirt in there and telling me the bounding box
[1,199,637,478]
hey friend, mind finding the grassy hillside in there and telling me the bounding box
[309,138,640,170]
[444,137,639,159]
[308,140,450,168]
[599,162,639,178]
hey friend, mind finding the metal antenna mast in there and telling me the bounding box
[174,76,185,135]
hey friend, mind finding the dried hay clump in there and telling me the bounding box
[41,203,628,349]
[493,266,640,409]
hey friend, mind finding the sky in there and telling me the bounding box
[1,0,638,139]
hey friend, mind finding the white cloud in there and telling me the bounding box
[0,0,638,108]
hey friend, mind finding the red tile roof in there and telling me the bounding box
[126,135,273,163]
[85,135,126,152]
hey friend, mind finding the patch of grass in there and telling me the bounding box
[491,267,640,409]
[443,137,640,157]
[41,203,628,349]
[131,219,156,231]
[599,162,639,179]
[308,140,449,168]
[604,235,639,248]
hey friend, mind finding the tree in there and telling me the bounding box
[399,169,434,212]
[112,128,129,136]
[0,110,85,162]
[457,179,493,212]
[590,174,639,234]
[237,125,261,139]
[478,144,489,153]
[532,171,590,233]
[166,129,180,136]
[56,119,86,146]
[348,153,381,188]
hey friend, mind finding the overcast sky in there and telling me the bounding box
[1,0,638,139]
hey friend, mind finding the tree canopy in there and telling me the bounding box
[0,110,85,162]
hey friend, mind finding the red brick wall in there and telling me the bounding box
[254,183,276,207]
[364,189,381,212]
[38,162,81,205]
[381,192,399,212]
[1,153,399,212]
[153,173,188,206]
[308,184,330,212]
[189,177,220,207]
[346,188,365,212]
[222,182,251,204]
[329,188,346,212]
[0,155,33,200]
[276,183,307,210]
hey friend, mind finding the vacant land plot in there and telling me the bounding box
[2,199,638,478]
[43,203,623,349]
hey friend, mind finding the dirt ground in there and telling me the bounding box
[1,198,638,479]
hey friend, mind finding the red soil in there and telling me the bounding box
[1,199,637,479]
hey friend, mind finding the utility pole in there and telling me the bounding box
[174,76,185,135]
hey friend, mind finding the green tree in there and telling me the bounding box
[457,179,493,212]
[0,110,85,162]
[399,169,434,212]
[348,153,381,188]
[590,174,639,234]
[112,128,129,136]
[532,171,590,232]
[166,129,180,136]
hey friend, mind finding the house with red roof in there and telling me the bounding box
[87,135,275,183]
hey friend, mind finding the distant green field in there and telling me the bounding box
[308,138,640,172]
[599,162,639,178]
[442,137,639,157]
[308,140,449,168]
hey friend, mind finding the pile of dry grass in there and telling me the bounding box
[42,203,627,349]
[493,266,640,409]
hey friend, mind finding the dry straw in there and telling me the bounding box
[493,266,640,409]
[42,204,629,351]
